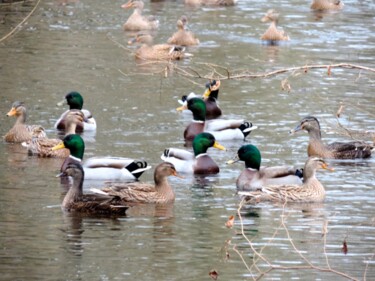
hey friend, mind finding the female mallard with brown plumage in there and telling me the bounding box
[22,110,84,158]
[161,132,225,175]
[290,116,373,159]
[227,144,303,191]
[122,0,159,31]
[177,97,256,142]
[4,101,46,143]
[128,33,190,61]
[260,9,290,43]
[310,0,344,11]
[167,15,199,46]
[58,162,128,216]
[238,157,333,204]
[92,162,181,205]
[185,0,237,6]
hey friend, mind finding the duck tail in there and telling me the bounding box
[239,122,258,138]
[126,161,152,179]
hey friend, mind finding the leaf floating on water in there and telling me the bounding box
[225,215,235,228]
[209,269,219,280]
[281,78,291,93]
[327,65,332,76]
[342,239,348,255]
[336,104,344,118]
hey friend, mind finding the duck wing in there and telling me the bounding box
[327,141,373,159]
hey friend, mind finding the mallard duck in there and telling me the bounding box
[54,91,96,132]
[161,132,226,174]
[177,97,257,142]
[261,9,289,43]
[52,134,151,181]
[128,33,191,61]
[58,162,128,216]
[167,15,199,46]
[310,0,344,11]
[238,157,334,204]
[4,101,46,143]
[185,0,237,6]
[22,110,84,158]
[178,80,222,120]
[290,116,373,159]
[227,144,303,191]
[122,0,159,31]
[92,162,181,204]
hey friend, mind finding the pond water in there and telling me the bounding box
[0,0,374,280]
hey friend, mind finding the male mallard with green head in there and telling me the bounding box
[227,144,303,191]
[161,132,226,174]
[290,116,373,159]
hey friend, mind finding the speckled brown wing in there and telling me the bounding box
[102,183,160,204]
[327,141,372,159]
[66,197,128,216]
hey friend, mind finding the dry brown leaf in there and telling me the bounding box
[342,239,348,255]
[209,269,219,280]
[336,104,344,118]
[327,65,332,76]
[225,215,235,228]
[281,78,291,93]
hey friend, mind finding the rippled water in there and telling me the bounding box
[0,0,374,280]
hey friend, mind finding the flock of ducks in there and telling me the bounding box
[4,0,372,216]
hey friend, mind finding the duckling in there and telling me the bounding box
[122,0,159,31]
[310,0,344,11]
[167,15,199,46]
[227,144,303,191]
[22,110,84,158]
[185,0,237,6]
[52,134,151,181]
[4,101,46,143]
[92,162,181,204]
[161,132,226,174]
[178,80,222,120]
[54,91,96,132]
[260,9,290,43]
[177,97,257,142]
[58,163,128,216]
[238,157,333,204]
[128,33,190,61]
[290,116,373,159]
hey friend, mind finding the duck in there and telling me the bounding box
[4,101,47,143]
[290,116,373,159]
[122,0,159,31]
[185,0,237,6]
[178,80,222,120]
[161,132,226,174]
[227,144,303,191]
[91,162,181,204]
[128,33,190,61]
[238,157,334,204]
[310,0,344,11]
[54,91,96,132]
[167,15,199,46]
[52,134,151,181]
[22,110,84,158]
[260,9,290,43]
[57,162,128,216]
[177,97,257,142]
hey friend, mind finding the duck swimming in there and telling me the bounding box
[227,144,303,191]
[52,134,151,181]
[58,162,128,216]
[238,157,333,204]
[177,97,256,142]
[55,91,96,132]
[4,101,46,143]
[310,0,344,11]
[167,15,199,46]
[92,162,181,205]
[260,9,290,43]
[290,116,373,159]
[122,0,159,31]
[161,132,225,175]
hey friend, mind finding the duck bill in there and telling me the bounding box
[322,163,334,172]
[172,170,184,179]
[202,88,211,100]
[213,141,226,151]
[176,104,188,112]
[127,37,137,45]
[52,142,66,151]
[226,155,240,165]
[289,124,302,135]
[56,172,66,178]
[121,1,133,9]
[6,107,17,117]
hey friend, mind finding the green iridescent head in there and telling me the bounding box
[62,134,85,160]
[65,91,84,110]
[236,144,261,170]
[187,98,206,121]
[192,132,225,156]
